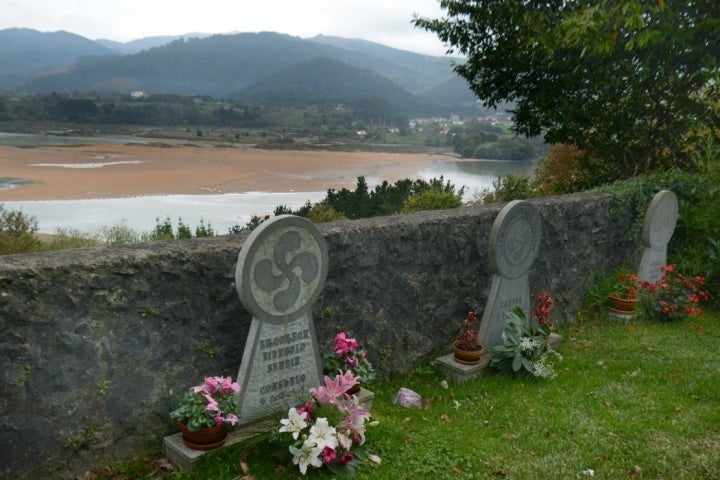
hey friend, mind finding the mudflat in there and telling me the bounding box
[0,141,454,201]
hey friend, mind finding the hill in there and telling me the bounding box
[95,33,212,54]
[235,57,442,119]
[1,29,477,115]
[0,28,117,86]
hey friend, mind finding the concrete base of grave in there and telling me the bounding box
[354,386,375,412]
[164,388,375,471]
[608,307,637,323]
[437,333,563,383]
[164,419,274,471]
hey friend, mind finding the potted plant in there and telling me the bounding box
[451,310,485,364]
[608,271,640,313]
[169,375,241,450]
[490,307,562,379]
[324,332,376,393]
[638,264,710,321]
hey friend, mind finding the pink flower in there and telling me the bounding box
[204,377,219,393]
[225,413,240,426]
[335,395,370,422]
[339,452,355,466]
[309,372,358,404]
[334,332,358,356]
[345,356,358,367]
[297,402,315,421]
[219,376,241,394]
[204,394,220,413]
[322,446,337,464]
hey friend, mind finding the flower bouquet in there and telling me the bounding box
[639,264,709,321]
[490,307,561,379]
[324,332,376,385]
[276,371,381,475]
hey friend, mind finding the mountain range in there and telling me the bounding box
[0,28,479,116]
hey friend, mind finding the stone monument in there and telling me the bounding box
[436,200,543,383]
[476,200,542,349]
[164,215,328,470]
[234,215,328,425]
[637,190,678,284]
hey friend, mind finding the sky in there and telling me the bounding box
[1,0,452,56]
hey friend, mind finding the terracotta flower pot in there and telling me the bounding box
[177,421,227,450]
[451,340,485,365]
[608,294,640,313]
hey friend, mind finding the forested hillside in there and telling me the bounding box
[235,57,440,119]
[0,29,475,115]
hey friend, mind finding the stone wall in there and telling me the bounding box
[0,192,638,478]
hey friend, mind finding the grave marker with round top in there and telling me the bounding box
[477,200,542,349]
[234,215,327,425]
[638,190,678,284]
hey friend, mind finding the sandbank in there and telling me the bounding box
[0,141,455,201]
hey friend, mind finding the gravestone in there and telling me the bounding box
[637,190,678,284]
[436,200,543,383]
[476,200,542,349]
[234,215,328,426]
[164,215,329,469]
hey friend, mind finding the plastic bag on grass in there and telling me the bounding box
[393,387,423,408]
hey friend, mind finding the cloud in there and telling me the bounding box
[0,0,449,55]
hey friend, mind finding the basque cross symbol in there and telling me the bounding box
[253,230,319,312]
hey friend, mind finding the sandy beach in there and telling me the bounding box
[0,140,455,201]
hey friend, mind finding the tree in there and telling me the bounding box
[414,1,720,182]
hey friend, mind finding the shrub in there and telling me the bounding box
[39,228,100,251]
[307,201,347,223]
[0,204,41,255]
[476,173,535,204]
[194,219,215,237]
[400,187,462,213]
[97,222,141,244]
[228,214,270,234]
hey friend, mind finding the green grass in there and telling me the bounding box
[99,311,720,479]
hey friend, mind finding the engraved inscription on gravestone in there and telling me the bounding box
[234,215,328,425]
[477,200,542,349]
[638,190,678,284]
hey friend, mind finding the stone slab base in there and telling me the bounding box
[164,420,274,471]
[437,333,563,383]
[164,388,375,471]
[608,308,637,323]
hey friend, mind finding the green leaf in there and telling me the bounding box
[512,354,522,372]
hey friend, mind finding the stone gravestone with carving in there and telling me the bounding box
[436,200,542,383]
[637,190,678,284]
[476,200,542,350]
[234,215,328,426]
[163,215,328,470]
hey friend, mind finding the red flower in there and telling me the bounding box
[322,447,337,464]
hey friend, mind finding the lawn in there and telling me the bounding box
[99,311,720,479]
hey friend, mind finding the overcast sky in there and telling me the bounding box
[1,0,452,56]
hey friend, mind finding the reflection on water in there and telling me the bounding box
[2,159,536,234]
